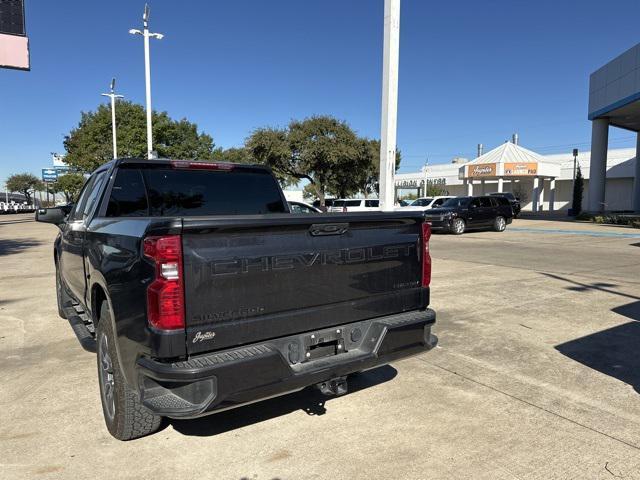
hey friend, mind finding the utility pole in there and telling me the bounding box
[379,0,400,210]
[130,4,163,159]
[572,148,578,193]
[101,78,124,159]
[423,157,429,197]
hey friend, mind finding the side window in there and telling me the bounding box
[470,198,480,208]
[69,175,95,222]
[107,169,149,217]
[289,203,302,213]
[479,197,493,208]
[81,171,108,220]
[365,200,378,208]
[432,198,444,207]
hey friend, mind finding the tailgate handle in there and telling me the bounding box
[309,223,349,236]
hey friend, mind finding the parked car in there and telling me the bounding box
[328,199,380,212]
[312,198,335,211]
[424,195,513,234]
[488,192,521,218]
[288,200,321,213]
[404,196,455,210]
[36,158,437,440]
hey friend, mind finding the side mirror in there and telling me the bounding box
[36,207,68,226]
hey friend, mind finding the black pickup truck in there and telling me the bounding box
[36,158,437,440]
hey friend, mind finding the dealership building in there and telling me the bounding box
[396,42,640,214]
[588,43,640,212]
[394,139,638,212]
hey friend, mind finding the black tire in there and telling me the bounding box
[55,265,66,319]
[494,216,507,232]
[96,302,161,440]
[450,218,465,235]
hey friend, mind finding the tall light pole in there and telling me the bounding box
[129,4,163,159]
[379,0,400,210]
[423,157,429,197]
[101,78,124,159]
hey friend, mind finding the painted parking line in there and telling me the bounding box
[508,227,640,239]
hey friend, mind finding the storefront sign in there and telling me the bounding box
[395,178,446,188]
[395,179,423,188]
[504,162,537,176]
[467,163,496,177]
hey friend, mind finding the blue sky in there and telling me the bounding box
[1,0,640,186]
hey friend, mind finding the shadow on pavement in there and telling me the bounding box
[541,272,640,301]
[556,314,640,395]
[547,272,640,393]
[169,365,397,437]
[0,219,35,226]
[0,238,42,256]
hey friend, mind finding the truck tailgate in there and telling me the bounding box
[181,213,427,354]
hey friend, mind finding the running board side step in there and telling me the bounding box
[63,306,97,353]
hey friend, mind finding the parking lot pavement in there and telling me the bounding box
[1,214,640,479]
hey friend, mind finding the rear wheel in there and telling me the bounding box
[494,216,507,232]
[55,265,66,319]
[451,218,465,235]
[96,302,161,440]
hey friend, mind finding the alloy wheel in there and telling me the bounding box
[98,332,116,421]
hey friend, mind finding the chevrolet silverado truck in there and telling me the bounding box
[36,158,437,440]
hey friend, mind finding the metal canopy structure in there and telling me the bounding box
[588,43,640,212]
[459,141,561,212]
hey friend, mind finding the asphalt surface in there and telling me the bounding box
[1,214,640,479]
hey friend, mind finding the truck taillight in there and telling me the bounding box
[143,235,185,330]
[421,222,432,287]
[170,160,234,171]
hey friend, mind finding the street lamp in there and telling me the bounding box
[423,157,429,197]
[129,3,164,159]
[101,78,124,159]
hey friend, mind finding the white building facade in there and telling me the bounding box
[395,144,638,213]
[588,43,640,212]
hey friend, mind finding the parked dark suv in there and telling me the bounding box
[488,192,521,218]
[424,196,513,234]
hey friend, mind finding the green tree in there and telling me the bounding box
[63,101,217,172]
[52,173,85,203]
[246,116,370,205]
[425,181,447,197]
[211,146,254,164]
[6,173,43,204]
[572,165,584,214]
[355,139,402,198]
[245,127,299,188]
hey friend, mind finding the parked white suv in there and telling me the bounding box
[328,199,380,212]
[404,196,454,210]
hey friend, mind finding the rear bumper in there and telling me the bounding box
[136,309,437,418]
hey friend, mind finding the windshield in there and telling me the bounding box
[441,197,471,208]
[411,198,433,207]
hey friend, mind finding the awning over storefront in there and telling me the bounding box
[459,142,561,180]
